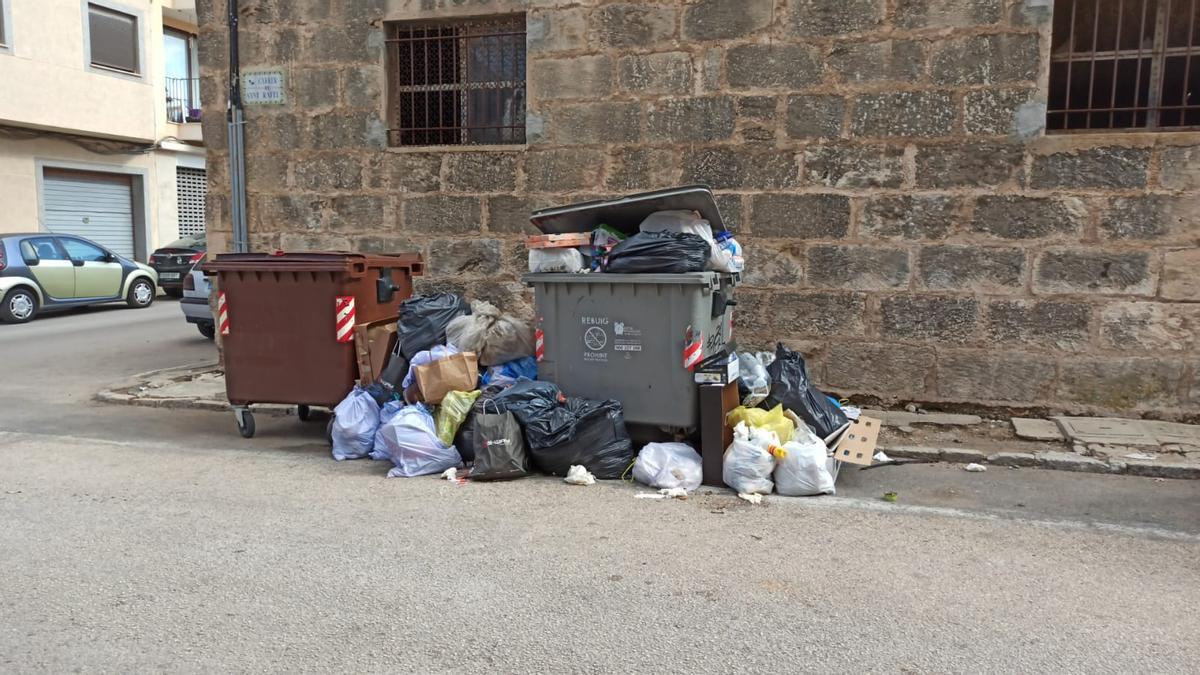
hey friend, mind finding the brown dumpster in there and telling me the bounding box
[205,251,424,438]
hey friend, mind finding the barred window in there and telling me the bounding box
[1049,0,1199,131]
[385,15,526,147]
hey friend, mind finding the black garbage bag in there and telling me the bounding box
[470,403,531,482]
[604,231,710,274]
[453,384,507,462]
[397,293,471,360]
[528,398,633,479]
[761,343,849,440]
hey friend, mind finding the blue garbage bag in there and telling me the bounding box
[331,387,381,461]
[371,400,405,461]
[480,356,538,388]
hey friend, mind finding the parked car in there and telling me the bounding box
[180,260,214,339]
[149,233,205,297]
[0,233,157,324]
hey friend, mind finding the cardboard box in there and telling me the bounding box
[413,352,479,404]
[354,320,398,383]
[693,352,740,385]
[832,416,881,466]
[525,232,593,249]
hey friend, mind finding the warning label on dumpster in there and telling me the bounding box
[613,321,642,355]
[583,325,608,363]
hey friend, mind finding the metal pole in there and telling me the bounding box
[227,0,249,253]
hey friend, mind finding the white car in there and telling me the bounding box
[179,262,214,339]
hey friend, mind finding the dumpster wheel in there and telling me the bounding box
[233,407,256,439]
[297,404,313,421]
[325,416,335,447]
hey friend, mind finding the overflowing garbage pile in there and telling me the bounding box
[329,197,870,498]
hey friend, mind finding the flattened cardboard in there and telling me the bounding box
[833,416,881,466]
[354,320,398,383]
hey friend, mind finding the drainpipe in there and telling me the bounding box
[227,0,249,253]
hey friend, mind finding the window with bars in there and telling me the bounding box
[1049,0,1200,131]
[176,167,206,238]
[385,15,527,147]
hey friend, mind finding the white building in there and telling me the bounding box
[0,0,206,260]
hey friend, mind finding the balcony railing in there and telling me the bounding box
[166,76,202,124]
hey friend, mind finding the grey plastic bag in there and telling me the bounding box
[471,401,530,481]
[445,300,535,367]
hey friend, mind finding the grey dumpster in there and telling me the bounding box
[523,185,738,430]
[525,272,735,429]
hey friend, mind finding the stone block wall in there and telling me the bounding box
[197,0,1200,419]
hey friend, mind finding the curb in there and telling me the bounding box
[94,363,295,417]
[883,445,1200,480]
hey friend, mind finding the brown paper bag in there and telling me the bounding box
[414,352,479,404]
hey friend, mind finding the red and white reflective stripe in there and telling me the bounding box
[535,328,545,362]
[217,291,230,335]
[683,334,704,371]
[335,296,356,343]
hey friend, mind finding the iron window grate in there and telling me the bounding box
[385,16,527,147]
[1048,0,1200,131]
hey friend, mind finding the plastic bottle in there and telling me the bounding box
[714,231,745,273]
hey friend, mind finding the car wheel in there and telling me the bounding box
[164,287,184,299]
[0,288,38,324]
[197,322,216,340]
[126,278,155,308]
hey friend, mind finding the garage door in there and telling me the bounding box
[43,169,136,259]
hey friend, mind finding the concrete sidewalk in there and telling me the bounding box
[96,364,1200,480]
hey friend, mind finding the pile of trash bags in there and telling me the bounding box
[525,209,744,276]
[720,343,848,497]
[330,291,634,484]
[331,289,847,500]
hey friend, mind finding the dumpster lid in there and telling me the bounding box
[205,251,424,276]
[529,184,727,236]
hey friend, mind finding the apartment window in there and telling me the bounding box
[0,0,10,49]
[176,167,207,237]
[385,15,526,146]
[87,3,139,74]
[165,28,201,122]
[1049,0,1200,131]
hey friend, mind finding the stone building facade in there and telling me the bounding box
[197,0,1200,419]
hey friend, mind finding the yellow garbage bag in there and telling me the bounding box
[435,390,482,447]
[726,405,795,444]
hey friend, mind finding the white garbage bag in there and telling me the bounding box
[376,404,462,478]
[737,352,771,407]
[722,423,779,495]
[633,442,703,492]
[773,423,835,496]
[528,248,585,273]
[638,209,737,273]
[330,387,381,461]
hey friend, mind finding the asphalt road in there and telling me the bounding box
[1,302,1198,672]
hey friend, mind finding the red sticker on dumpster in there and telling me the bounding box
[335,296,356,343]
[217,291,230,336]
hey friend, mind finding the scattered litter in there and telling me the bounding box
[873,451,890,463]
[441,467,458,481]
[659,487,688,499]
[1123,452,1157,460]
[964,463,987,472]
[564,465,596,486]
[882,491,898,502]
[738,493,764,505]
[842,405,862,420]
[635,493,667,500]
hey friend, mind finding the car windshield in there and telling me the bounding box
[164,234,205,249]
